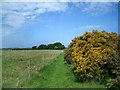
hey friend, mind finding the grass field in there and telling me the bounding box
[2,50,63,88]
[0,50,2,89]
[2,50,107,88]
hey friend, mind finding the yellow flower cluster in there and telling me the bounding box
[64,30,120,81]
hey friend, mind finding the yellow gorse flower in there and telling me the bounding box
[64,30,120,81]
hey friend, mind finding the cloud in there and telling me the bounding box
[71,2,117,16]
[74,25,104,30]
[81,25,103,29]
[2,0,119,2]
[2,2,68,34]
[4,14,25,28]
[2,2,117,36]
[81,2,117,16]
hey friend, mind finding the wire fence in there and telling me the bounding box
[11,50,64,88]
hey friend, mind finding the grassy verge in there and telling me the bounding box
[23,53,107,88]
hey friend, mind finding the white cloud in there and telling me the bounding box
[81,25,103,29]
[3,0,119,2]
[74,25,104,30]
[82,2,117,16]
[2,2,117,36]
[2,2,68,33]
[4,14,25,28]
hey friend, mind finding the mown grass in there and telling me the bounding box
[22,53,107,88]
[2,50,63,88]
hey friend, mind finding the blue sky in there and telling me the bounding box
[2,2,118,48]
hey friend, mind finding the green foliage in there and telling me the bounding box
[48,44,55,49]
[64,48,73,64]
[33,42,66,50]
[38,44,47,49]
[64,30,120,88]
[54,42,62,47]
[32,46,37,49]
[58,45,66,50]
[64,37,77,64]
[47,42,65,50]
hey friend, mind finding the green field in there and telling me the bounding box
[2,50,106,88]
[2,50,63,88]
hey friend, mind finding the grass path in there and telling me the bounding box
[2,50,63,88]
[24,53,106,88]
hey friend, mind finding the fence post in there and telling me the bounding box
[52,53,53,61]
[29,58,31,78]
[43,55,44,67]
[49,54,50,64]
[16,78,19,88]
[55,53,56,58]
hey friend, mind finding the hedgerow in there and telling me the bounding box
[64,30,120,88]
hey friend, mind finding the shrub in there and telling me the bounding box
[64,48,73,64]
[64,30,120,88]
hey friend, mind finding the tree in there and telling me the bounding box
[48,44,55,49]
[37,42,66,50]
[38,44,47,49]
[32,46,37,49]
[53,42,65,50]
[54,42,62,47]
[58,45,65,50]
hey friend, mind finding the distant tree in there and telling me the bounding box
[54,42,62,47]
[58,45,65,50]
[48,44,54,49]
[54,46,58,50]
[45,46,49,49]
[32,46,37,49]
[37,42,65,50]
[54,42,65,50]
[38,44,47,49]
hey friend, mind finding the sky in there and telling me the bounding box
[2,2,118,48]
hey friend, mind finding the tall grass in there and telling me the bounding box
[0,50,2,89]
[2,50,63,88]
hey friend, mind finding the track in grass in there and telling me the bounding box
[23,53,107,88]
[2,50,63,88]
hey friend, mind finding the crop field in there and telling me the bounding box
[2,50,63,88]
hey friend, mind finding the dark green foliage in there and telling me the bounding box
[48,44,55,49]
[64,38,77,64]
[32,46,37,49]
[54,42,62,47]
[32,42,66,50]
[47,42,65,50]
[58,45,65,50]
[64,48,73,64]
[38,44,47,49]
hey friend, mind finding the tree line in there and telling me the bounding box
[32,42,66,50]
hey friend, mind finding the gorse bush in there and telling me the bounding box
[64,30,120,88]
